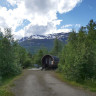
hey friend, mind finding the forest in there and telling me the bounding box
[0,19,96,86]
[58,19,96,83]
[0,28,33,85]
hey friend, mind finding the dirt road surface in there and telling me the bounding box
[12,69,96,96]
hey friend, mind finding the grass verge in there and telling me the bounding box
[54,72,96,92]
[0,73,23,96]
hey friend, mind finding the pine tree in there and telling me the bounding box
[34,49,43,66]
[58,20,96,81]
[51,38,63,56]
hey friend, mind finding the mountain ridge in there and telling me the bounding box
[19,32,69,42]
[19,32,70,54]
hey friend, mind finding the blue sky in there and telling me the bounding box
[0,0,17,9]
[57,0,96,30]
[0,0,96,39]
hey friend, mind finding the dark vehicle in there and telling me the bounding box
[42,55,59,70]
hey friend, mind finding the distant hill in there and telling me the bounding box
[19,32,70,54]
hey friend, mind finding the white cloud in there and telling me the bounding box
[7,0,17,5]
[58,0,82,13]
[0,0,82,39]
[0,17,8,28]
[57,29,72,33]
[61,24,73,28]
[75,24,81,27]
[61,24,81,29]
[13,29,25,39]
[7,0,21,6]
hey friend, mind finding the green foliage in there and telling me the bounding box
[55,72,96,92]
[0,28,33,96]
[32,47,48,67]
[0,74,23,96]
[32,40,62,67]
[58,19,96,82]
[23,59,32,68]
[0,29,22,77]
[0,88,14,96]
[51,38,63,56]
[0,28,32,80]
[34,49,44,66]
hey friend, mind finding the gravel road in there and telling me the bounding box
[12,69,96,96]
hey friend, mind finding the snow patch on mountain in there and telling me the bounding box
[19,32,70,42]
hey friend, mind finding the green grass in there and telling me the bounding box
[0,73,23,96]
[0,87,14,96]
[0,77,15,96]
[55,72,96,92]
[83,80,96,92]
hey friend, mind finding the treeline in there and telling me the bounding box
[31,38,63,67]
[1,19,95,84]
[0,28,32,84]
[31,48,48,67]
[0,27,62,82]
[58,19,96,82]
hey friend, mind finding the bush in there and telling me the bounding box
[0,76,2,85]
[59,20,96,82]
[23,59,32,68]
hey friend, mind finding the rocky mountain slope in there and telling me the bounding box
[19,32,70,54]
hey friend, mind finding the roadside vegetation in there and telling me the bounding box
[0,28,33,95]
[57,19,96,92]
[55,72,96,92]
[28,19,96,92]
[0,72,24,96]
[0,19,96,95]
[31,38,63,67]
[0,76,17,96]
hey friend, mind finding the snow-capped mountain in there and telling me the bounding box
[19,32,70,54]
[19,32,69,42]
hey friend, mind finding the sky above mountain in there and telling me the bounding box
[0,0,96,39]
